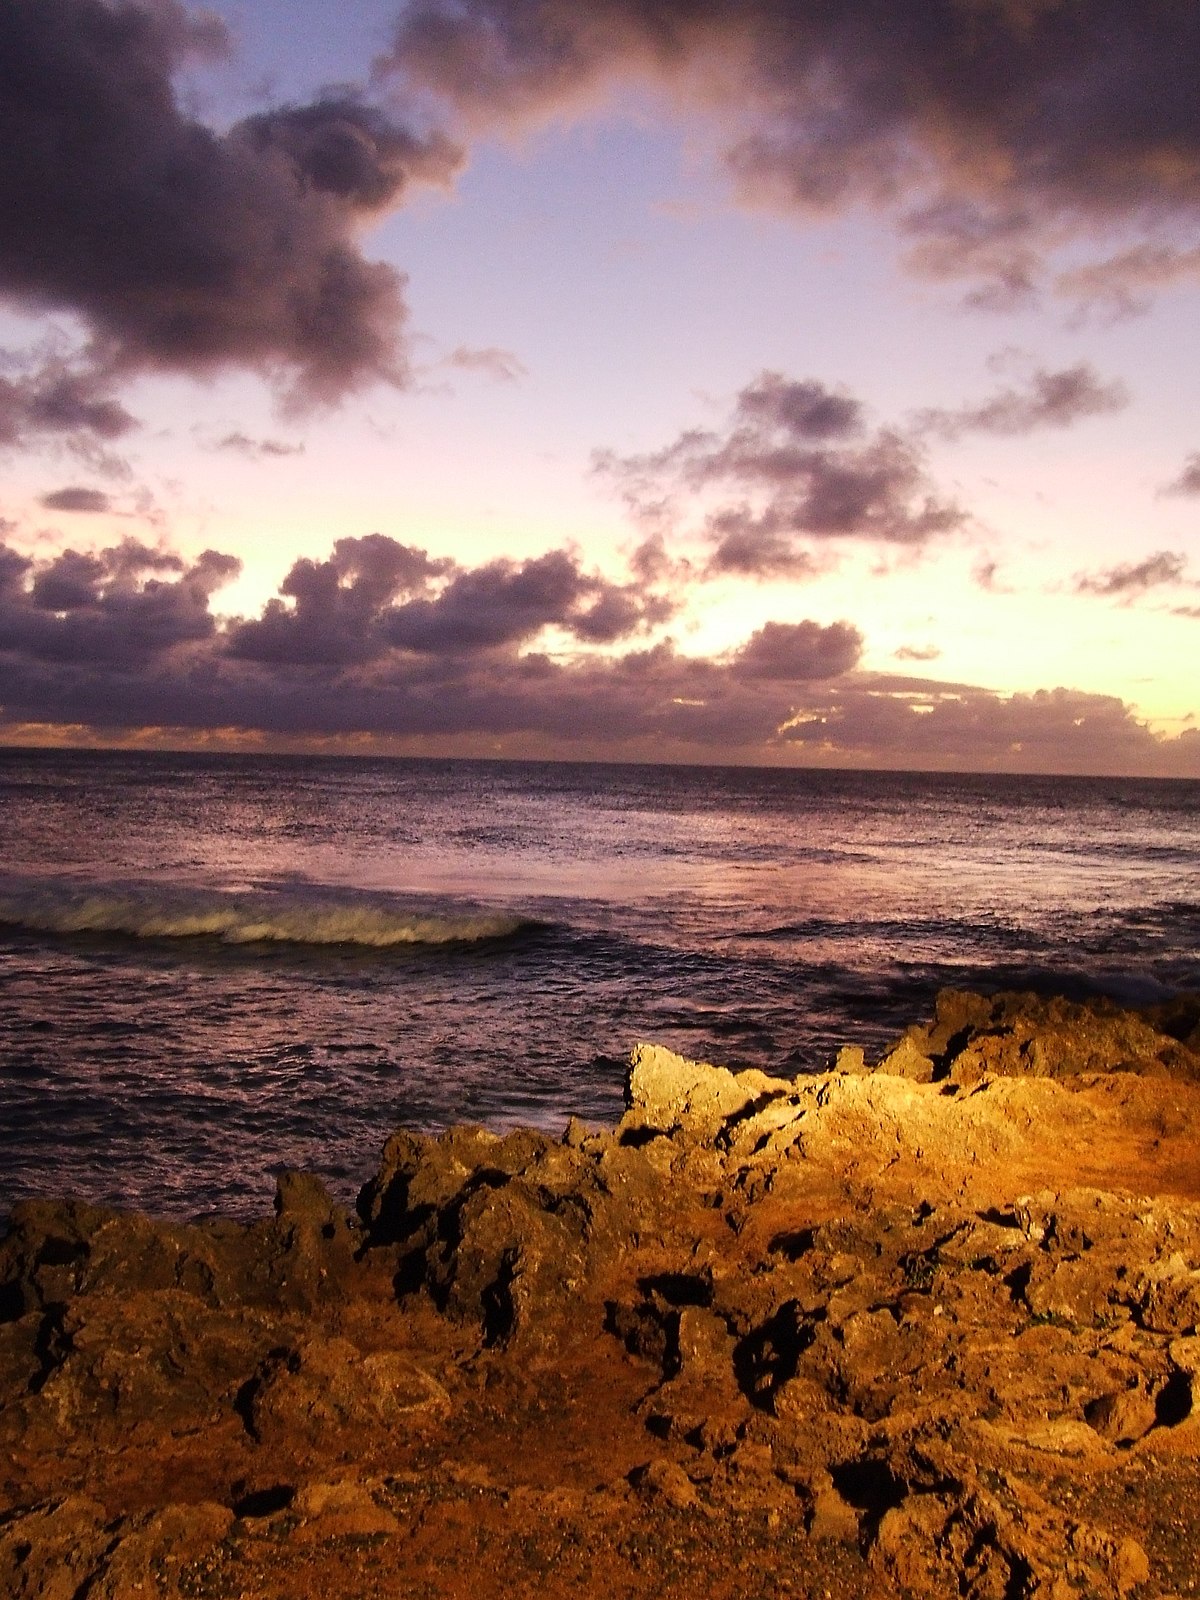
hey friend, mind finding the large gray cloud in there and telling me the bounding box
[598,372,964,575]
[0,533,1194,774]
[0,532,848,750]
[0,538,239,666]
[0,0,462,403]
[226,537,672,665]
[384,0,1200,303]
[228,534,452,666]
[384,548,674,652]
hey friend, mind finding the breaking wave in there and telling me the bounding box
[0,876,531,949]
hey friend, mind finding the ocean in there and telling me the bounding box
[0,748,1197,1220]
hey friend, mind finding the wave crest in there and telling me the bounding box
[0,878,529,949]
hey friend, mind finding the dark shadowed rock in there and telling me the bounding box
[247,1334,449,1443]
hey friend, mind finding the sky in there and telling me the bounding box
[1,0,1198,774]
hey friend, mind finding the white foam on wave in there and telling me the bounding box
[0,879,528,949]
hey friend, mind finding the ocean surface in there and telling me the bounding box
[0,749,1197,1220]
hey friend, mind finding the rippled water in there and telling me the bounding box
[1,748,1197,1218]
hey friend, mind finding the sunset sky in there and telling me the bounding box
[1,0,1198,773]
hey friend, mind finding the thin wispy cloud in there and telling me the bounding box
[895,644,941,663]
[1162,453,1200,497]
[1074,550,1191,597]
[443,346,528,383]
[214,433,306,460]
[918,364,1128,441]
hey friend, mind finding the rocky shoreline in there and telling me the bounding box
[4,989,1200,1598]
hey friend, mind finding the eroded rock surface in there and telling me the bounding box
[3,990,1200,1598]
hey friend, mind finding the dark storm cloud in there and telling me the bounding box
[40,487,113,514]
[1162,454,1200,498]
[0,532,803,749]
[0,2,462,403]
[384,0,1200,301]
[1074,550,1190,597]
[0,532,1194,773]
[599,371,964,575]
[919,364,1129,440]
[0,538,238,666]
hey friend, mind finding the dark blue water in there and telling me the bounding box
[0,748,1196,1217]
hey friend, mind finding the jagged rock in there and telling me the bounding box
[0,1496,113,1600]
[248,1335,449,1442]
[83,1502,233,1599]
[359,1125,506,1240]
[26,1288,273,1437]
[0,1497,231,1600]
[1141,1258,1200,1333]
[0,1199,211,1315]
[872,1482,1151,1600]
[360,1124,589,1245]
[886,987,1200,1086]
[876,1034,936,1082]
[0,1181,363,1327]
[431,1176,589,1344]
[639,1303,748,1445]
[291,1477,402,1540]
[629,1459,699,1508]
[833,1045,868,1075]
[0,1312,43,1405]
[621,1042,789,1139]
[1084,1385,1159,1444]
[265,1170,359,1309]
[808,1484,861,1542]
[5,989,1200,1598]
